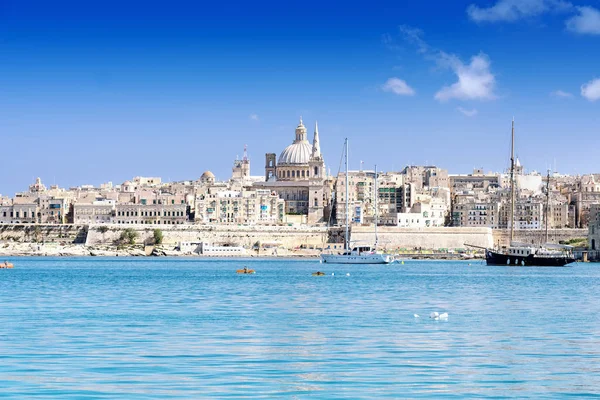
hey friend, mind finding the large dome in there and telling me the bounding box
[278,141,312,165]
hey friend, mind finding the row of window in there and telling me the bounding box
[278,167,319,179]
[2,211,34,218]
[117,210,185,217]
[116,220,185,224]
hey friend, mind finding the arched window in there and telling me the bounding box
[301,170,305,177]
[292,171,295,178]
[296,170,300,178]
[314,166,319,176]
[287,170,290,178]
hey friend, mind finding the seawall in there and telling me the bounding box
[351,226,493,250]
[85,224,328,249]
[0,224,590,253]
[351,227,588,251]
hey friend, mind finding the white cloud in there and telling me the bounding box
[457,107,478,117]
[435,53,497,102]
[249,113,259,121]
[566,6,600,35]
[396,26,498,103]
[467,0,572,22]
[551,90,573,98]
[581,78,600,101]
[382,78,415,96]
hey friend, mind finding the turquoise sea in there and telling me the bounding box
[1,257,599,398]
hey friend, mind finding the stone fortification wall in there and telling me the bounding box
[491,229,588,247]
[86,224,328,249]
[0,224,88,244]
[350,226,493,250]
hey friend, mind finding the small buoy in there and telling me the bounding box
[430,312,439,319]
[414,314,420,318]
[401,261,404,265]
[346,273,350,276]
[332,272,335,276]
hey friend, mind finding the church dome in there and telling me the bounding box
[278,141,312,165]
[201,171,215,179]
[278,117,312,165]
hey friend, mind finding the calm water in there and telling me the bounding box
[1,258,599,398]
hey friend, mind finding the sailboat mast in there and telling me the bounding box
[345,138,349,251]
[374,164,378,249]
[545,169,550,243]
[509,118,515,244]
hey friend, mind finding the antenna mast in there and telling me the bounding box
[545,169,550,244]
[374,164,378,249]
[509,118,515,244]
[345,138,349,251]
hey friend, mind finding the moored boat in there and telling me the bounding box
[320,139,393,265]
[484,119,574,267]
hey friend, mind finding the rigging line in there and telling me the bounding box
[324,140,351,246]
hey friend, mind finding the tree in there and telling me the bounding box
[97,225,109,243]
[254,240,261,256]
[119,228,138,245]
[33,225,41,243]
[153,228,163,245]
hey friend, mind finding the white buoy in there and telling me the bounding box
[346,273,350,276]
[414,314,420,318]
[430,312,439,319]
[332,272,335,276]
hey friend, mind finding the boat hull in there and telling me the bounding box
[486,249,575,267]
[321,253,393,264]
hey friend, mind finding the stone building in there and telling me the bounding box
[254,118,327,224]
[73,200,115,224]
[195,189,284,224]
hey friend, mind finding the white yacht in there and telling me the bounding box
[321,245,393,264]
[320,139,393,265]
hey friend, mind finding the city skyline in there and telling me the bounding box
[2,0,599,196]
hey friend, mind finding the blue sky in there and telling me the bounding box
[1,0,599,196]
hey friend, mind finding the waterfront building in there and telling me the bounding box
[0,201,38,224]
[195,189,284,225]
[73,200,115,224]
[114,202,187,225]
[253,118,327,224]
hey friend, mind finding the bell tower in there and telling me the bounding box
[265,153,276,181]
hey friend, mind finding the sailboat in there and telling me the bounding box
[321,138,393,264]
[484,119,575,267]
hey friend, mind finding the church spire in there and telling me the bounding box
[312,120,321,159]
